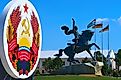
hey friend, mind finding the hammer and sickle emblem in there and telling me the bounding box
[21,18,30,36]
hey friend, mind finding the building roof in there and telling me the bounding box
[40,50,109,59]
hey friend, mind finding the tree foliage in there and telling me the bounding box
[94,51,106,62]
[42,57,64,72]
[116,49,121,66]
[82,57,91,63]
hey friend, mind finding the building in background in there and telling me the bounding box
[38,50,110,74]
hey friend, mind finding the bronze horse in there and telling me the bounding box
[54,19,100,64]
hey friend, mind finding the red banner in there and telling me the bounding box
[8,38,17,51]
[18,50,31,61]
[32,42,38,55]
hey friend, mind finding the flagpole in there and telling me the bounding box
[101,23,103,62]
[99,24,109,62]
[94,28,96,59]
[102,31,103,62]
[108,27,109,53]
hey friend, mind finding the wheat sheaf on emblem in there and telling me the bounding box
[6,5,40,76]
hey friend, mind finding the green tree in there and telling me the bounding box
[42,57,53,72]
[82,57,91,63]
[42,57,64,73]
[116,49,121,75]
[94,51,105,61]
[53,57,64,70]
[116,49,121,66]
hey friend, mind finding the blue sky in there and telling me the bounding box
[1,0,121,52]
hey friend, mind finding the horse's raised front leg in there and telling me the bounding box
[86,49,96,61]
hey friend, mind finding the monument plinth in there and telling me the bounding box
[50,61,103,76]
[91,61,104,76]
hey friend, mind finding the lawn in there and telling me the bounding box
[35,75,120,80]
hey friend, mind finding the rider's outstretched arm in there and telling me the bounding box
[72,18,75,30]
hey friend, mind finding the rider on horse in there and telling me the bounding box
[55,18,100,63]
[70,18,80,52]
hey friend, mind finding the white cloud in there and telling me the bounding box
[96,18,109,24]
[117,17,121,25]
[110,17,121,26]
[111,19,116,22]
[94,17,121,26]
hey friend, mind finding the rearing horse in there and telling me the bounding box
[54,19,100,64]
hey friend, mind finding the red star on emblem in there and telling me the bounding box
[23,4,28,13]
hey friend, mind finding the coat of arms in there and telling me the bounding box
[1,0,41,79]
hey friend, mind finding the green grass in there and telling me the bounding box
[35,75,121,80]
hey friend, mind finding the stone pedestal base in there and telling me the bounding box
[45,61,104,76]
[91,61,104,76]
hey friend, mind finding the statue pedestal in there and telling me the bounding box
[48,61,103,76]
[91,61,104,76]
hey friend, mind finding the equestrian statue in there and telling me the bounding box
[54,18,100,64]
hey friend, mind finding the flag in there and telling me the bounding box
[99,25,109,32]
[92,23,102,29]
[87,19,96,28]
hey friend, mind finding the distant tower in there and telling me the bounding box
[107,50,116,70]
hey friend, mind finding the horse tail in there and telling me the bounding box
[54,49,64,57]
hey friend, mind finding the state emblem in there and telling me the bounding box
[1,0,42,79]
